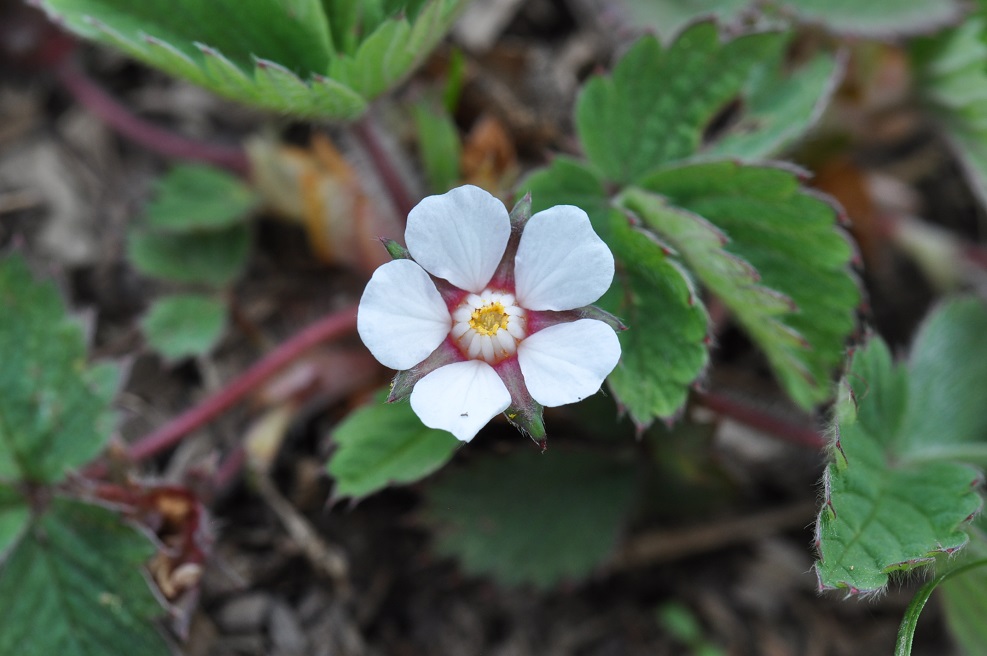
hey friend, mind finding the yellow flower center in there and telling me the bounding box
[450,290,527,364]
[470,302,509,336]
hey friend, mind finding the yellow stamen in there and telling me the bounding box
[470,302,509,336]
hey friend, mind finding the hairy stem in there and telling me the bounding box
[56,58,250,175]
[352,113,415,219]
[126,304,359,464]
[697,391,826,450]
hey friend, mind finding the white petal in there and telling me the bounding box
[357,259,450,370]
[517,319,620,407]
[514,205,615,310]
[405,185,510,293]
[411,360,511,442]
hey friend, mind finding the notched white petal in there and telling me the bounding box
[405,185,510,293]
[517,319,620,407]
[514,205,615,311]
[357,259,450,370]
[410,360,511,442]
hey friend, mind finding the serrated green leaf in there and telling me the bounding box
[0,497,168,656]
[632,161,859,408]
[38,0,465,119]
[328,0,464,101]
[423,448,638,588]
[0,256,118,484]
[145,164,258,233]
[521,157,613,232]
[0,486,28,558]
[128,222,250,286]
[601,211,709,425]
[702,51,840,161]
[413,101,461,193]
[328,392,461,500]
[780,0,964,37]
[815,299,987,593]
[142,294,227,361]
[913,18,987,211]
[522,159,709,425]
[575,25,784,184]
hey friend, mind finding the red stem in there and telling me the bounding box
[126,304,359,463]
[353,113,415,218]
[697,391,827,450]
[55,58,251,175]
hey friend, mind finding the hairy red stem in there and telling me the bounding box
[697,391,827,450]
[55,58,250,175]
[127,304,359,463]
[353,114,415,218]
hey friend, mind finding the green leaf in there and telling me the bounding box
[0,497,169,656]
[814,299,987,594]
[601,211,709,426]
[328,391,461,500]
[0,256,118,484]
[575,25,784,184]
[412,100,462,193]
[0,486,28,558]
[912,18,987,211]
[145,164,258,233]
[423,448,638,588]
[37,0,466,119]
[523,159,710,425]
[780,0,965,37]
[702,51,840,161]
[128,222,251,286]
[142,294,227,361]
[631,161,859,409]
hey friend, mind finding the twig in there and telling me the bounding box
[697,391,827,450]
[613,501,817,569]
[352,113,415,218]
[253,472,350,592]
[125,303,359,465]
[55,58,250,175]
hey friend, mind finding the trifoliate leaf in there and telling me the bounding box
[779,0,965,37]
[128,223,250,286]
[815,299,987,594]
[601,212,709,426]
[0,256,119,484]
[328,392,461,500]
[423,448,638,588]
[0,497,169,656]
[141,294,227,361]
[0,486,28,558]
[523,159,710,425]
[631,161,859,409]
[702,50,841,161]
[145,164,258,233]
[912,17,987,211]
[37,0,466,119]
[575,25,783,184]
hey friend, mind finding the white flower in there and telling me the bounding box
[357,185,621,442]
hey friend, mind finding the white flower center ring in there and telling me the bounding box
[451,290,526,364]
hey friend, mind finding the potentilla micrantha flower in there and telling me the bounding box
[357,185,622,443]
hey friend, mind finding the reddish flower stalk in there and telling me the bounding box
[55,58,251,175]
[125,304,359,465]
[697,391,827,450]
